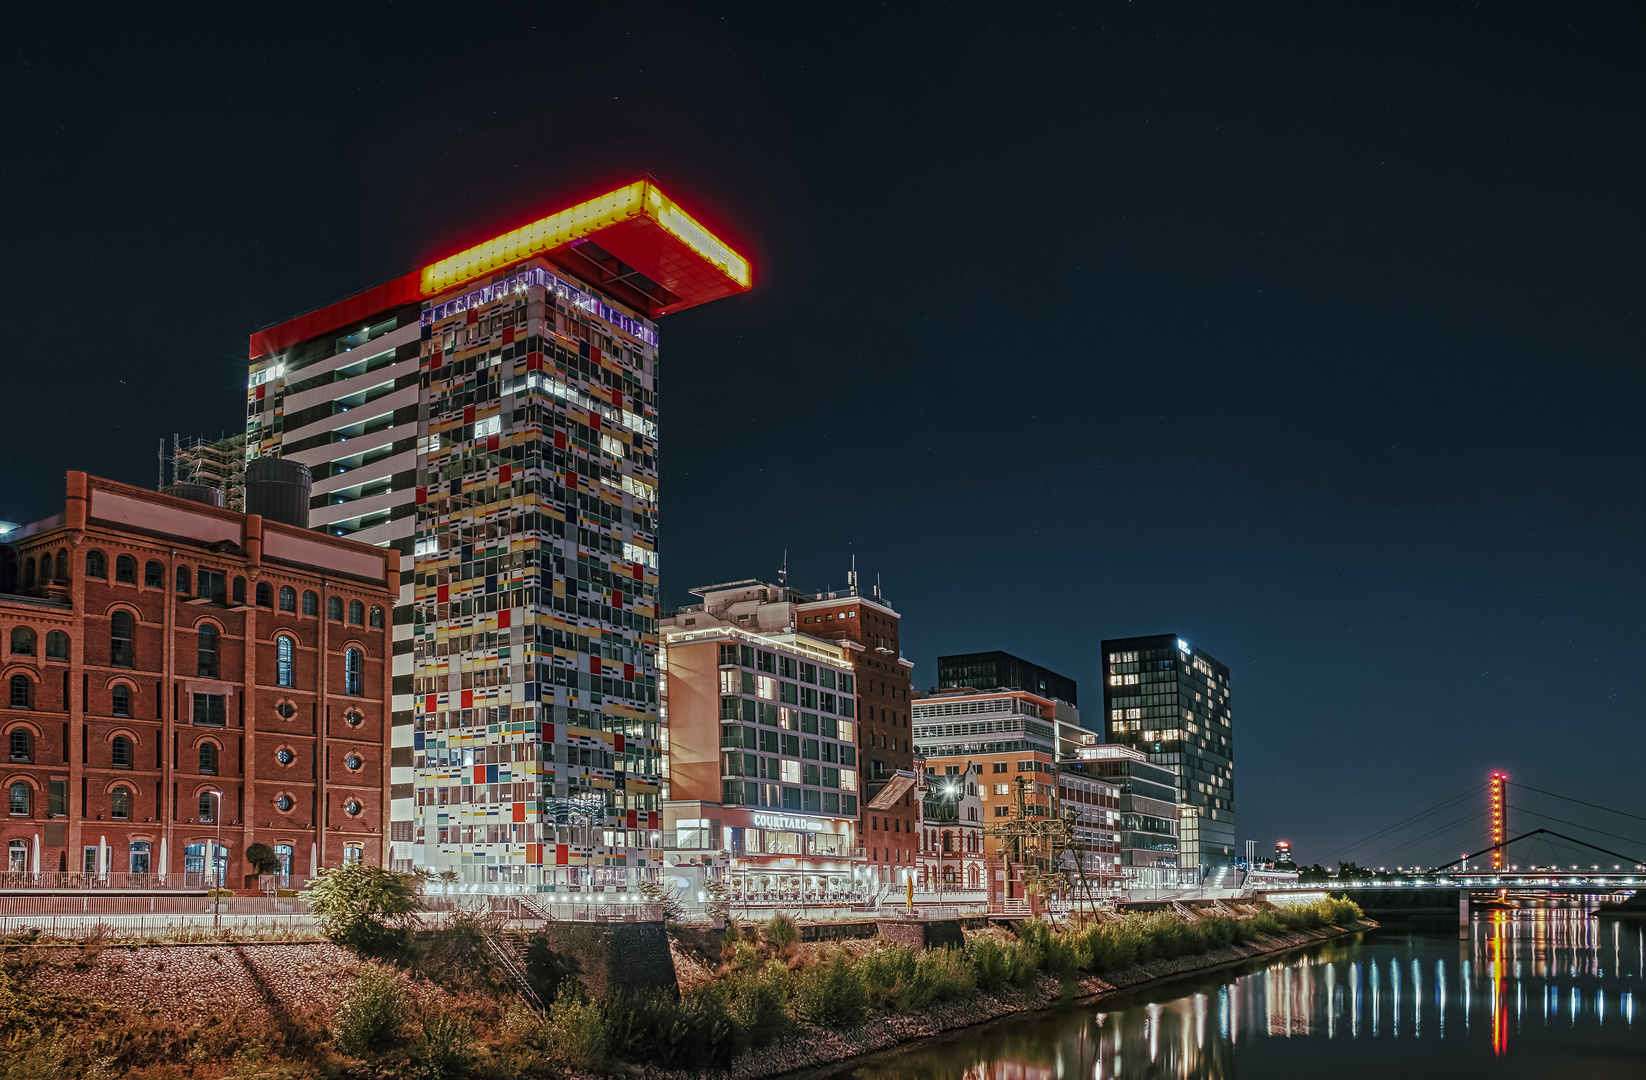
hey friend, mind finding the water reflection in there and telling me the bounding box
[837,905,1645,1080]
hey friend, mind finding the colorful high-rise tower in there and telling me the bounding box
[245,180,751,886]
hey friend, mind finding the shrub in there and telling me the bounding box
[854,944,918,1010]
[729,939,761,973]
[412,1010,474,1080]
[791,950,868,1028]
[727,959,791,1047]
[967,936,1035,991]
[333,963,411,1056]
[544,982,606,1070]
[416,911,511,995]
[244,843,281,875]
[306,864,422,959]
[915,945,976,1003]
[602,985,740,1070]
[764,913,800,954]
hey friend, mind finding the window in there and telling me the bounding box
[343,844,363,864]
[344,648,363,696]
[327,596,343,621]
[8,676,29,709]
[198,570,226,605]
[45,631,68,661]
[112,735,132,768]
[110,611,133,667]
[199,742,218,774]
[276,636,295,687]
[192,693,226,726]
[144,560,163,587]
[344,710,363,727]
[130,841,151,874]
[8,783,29,816]
[9,628,32,655]
[256,582,272,607]
[275,794,294,812]
[276,702,296,719]
[302,591,318,616]
[344,753,363,771]
[275,747,295,765]
[198,792,217,823]
[348,600,364,625]
[114,555,137,583]
[111,786,131,820]
[232,577,246,605]
[9,729,30,762]
[21,558,34,590]
[176,566,191,595]
[54,550,66,581]
[369,606,384,628]
[343,799,363,817]
[279,586,296,612]
[85,550,107,578]
[197,623,219,678]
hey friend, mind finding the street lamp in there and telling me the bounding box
[207,790,224,934]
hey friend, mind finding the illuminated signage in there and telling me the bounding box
[418,180,750,298]
[750,813,825,833]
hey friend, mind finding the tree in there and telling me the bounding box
[244,843,282,874]
[306,863,422,957]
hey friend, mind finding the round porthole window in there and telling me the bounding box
[343,799,363,817]
[345,711,363,727]
[275,748,295,766]
[276,702,296,719]
[275,794,294,812]
[345,754,363,771]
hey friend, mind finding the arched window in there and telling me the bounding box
[144,560,163,587]
[276,636,295,687]
[199,742,218,775]
[256,582,272,607]
[45,631,68,661]
[9,627,33,655]
[9,728,31,761]
[111,786,131,820]
[327,596,343,622]
[111,684,131,717]
[54,549,67,582]
[21,558,35,590]
[197,623,218,678]
[198,792,218,822]
[85,550,107,578]
[301,591,318,617]
[115,555,136,583]
[8,783,29,817]
[175,565,191,595]
[348,600,364,625]
[112,735,132,768]
[369,606,384,629]
[110,611,134,667]
[232,577,246,605]
[344,647,364,696]
[942,831,953,853]
[8,676,29,709]
[279,586,296,612]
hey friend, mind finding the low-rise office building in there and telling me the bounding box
[1066,743,1184,889]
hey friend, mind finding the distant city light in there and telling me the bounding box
[0,521,17,537]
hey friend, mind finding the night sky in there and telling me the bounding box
[5,3,1641,870]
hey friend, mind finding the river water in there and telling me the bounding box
[829,907,1644,1079]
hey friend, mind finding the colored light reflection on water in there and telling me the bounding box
[831,905,1645,1080]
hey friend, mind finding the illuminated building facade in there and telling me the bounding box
[1065,743,1182,889]
[245,180,751,886]
[1101,634,1235,875]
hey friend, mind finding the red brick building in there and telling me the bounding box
[0,473,395,886]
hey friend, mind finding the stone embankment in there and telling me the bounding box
[642,918,1376,1080]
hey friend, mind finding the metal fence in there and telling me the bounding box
[0,871,211,891]
[0,914,320,939]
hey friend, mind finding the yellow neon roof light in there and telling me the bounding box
[419,180,750,297]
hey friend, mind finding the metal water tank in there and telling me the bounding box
[245,457,312,529]
[162,483,226,508]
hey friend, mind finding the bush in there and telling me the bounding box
[412,1010,474,1080]
[244,843,281,875]
[333,963,411,1057]
[915,945,976,1003]
[416,912,511,995]
[764,913,800,953]
[854,944,918,1011]
[791,950,868,1028]
[967,936,1035,991]
[544,982,606,1070]
[306,864,422,959]
[727,959,791,1047]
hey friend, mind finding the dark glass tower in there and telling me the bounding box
[1100,634,1234,874]
[936,650,1078,706]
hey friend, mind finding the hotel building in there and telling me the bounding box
[244,180,752,886]
[1101,634,1235,874]
[0,473,394,884]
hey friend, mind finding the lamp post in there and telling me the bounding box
[208,790,223,934]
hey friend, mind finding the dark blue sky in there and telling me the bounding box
[4,2,1640,868]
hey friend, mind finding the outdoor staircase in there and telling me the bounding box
[483,929,544,1014]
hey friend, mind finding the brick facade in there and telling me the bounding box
[0,473,395,885]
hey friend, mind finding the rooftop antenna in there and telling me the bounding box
[847,554,858,596]
[779,549,788,588]
[875,572,883,601]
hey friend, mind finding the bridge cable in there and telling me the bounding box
[1324,786,1476,860]
[1362,807,1485,868]
[1505,805,1643,849]
[1429,828,1642,872]
[1509,782,1646,824]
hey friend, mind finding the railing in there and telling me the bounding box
[483,931,544,1013]
[0,871,211,891]
[424,893,666,923]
